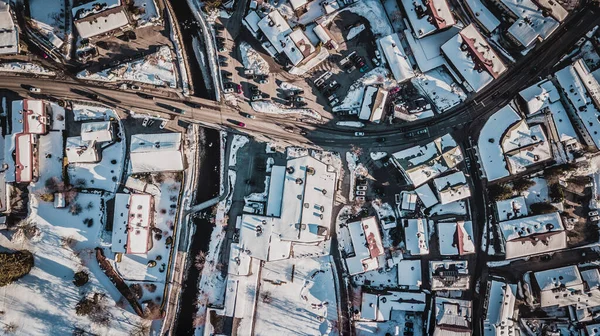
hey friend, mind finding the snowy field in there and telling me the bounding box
[77,46,177,88]
[239,42,270,76]
[0,193,144,336]
[253,256,339,336]
[28,0,66,48]
[0,62,56,75]
[412,67,466,113]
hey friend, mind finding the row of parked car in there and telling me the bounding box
[314,71,341,106]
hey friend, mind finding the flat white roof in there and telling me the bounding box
[504,123,552,174]
[401,191,418,211]
[288,29,315,58]
[228,243,252,276]
[244,10,261,34]
[415,183,438,208]
[126,194,152,254]
[258,10,304,66]
[0,2,18,55]
[80,121,112,143]
[433,171,471,204]
[572,59,600,148]
[72,0,121,19]
[404,26,459,73]
[501,120,547,152]
[66,136,98,163]
[484,280,517,336]
[397,259,422,289]
[501,0,559,46]
[477,105,521,181]
[288,0,307,10]
[434,297,472,334]
[499,212,566,259]
[111,193,130,253]
[346,217,384,275]
[75,10,129,39]
[535,265,582,292]
[548,101,578,142]
[518,79,561,115]
[362,291,427,321]
[535,0,568,21]
[464,0,500,33]
[441,24,506,92]
[401,0,455,38]
[359,86,378,121]
[438,221,475,256]
[495,196,528,221]
[266,165,286,217]
[130,133,184,173]
[377,33,415,83]
[15,133,33,183]
[404,219,429,255]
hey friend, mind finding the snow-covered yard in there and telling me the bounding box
[28,0,67,48]
[132,0,161,27]
[76,46,177,88]
[229,135,249,167]
[0,192,145,336]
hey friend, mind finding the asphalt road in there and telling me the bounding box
[1,5,598,151]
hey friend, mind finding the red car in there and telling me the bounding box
[236,84,243,94]
[235,121,246,127]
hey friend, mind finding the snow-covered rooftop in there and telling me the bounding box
[401,191,418,211]
[499,212,566,259]
[346,216,384,275]
[66,136,98,163]
[80,121,113,143]
[257,10,304,66]
[359,86,377,121]
[434,297,472,335]
[243,10,261,34]
[571,60,600,149]
[288,29,315,58]
[404,27,459,73]
[129,133,184,173]
[111,193,153,254]
[483,280,517,336]
[464,0,500,33]
[361,291,427,321]
[441,24,506,92]
[377,33,415,83]
[397,259,422,290]
[495,196,528,221]
[240,155,336,261]
[501,0,560,47]
[477,105,521,181]
[400,0,456,38]
[430,260,470,291]
[518,79,561,115]
[502,121,551,174]
[288,0,307,10]
[111,193,130,253]
[74,5,130,39]
[438,221,475,256]
[72,0,121,19]
[433,171,471,204]
[533,265,600,311]
[0,1,18,55]
[404,218,430,256]
[392,133,463,187]
[415,183,439,208]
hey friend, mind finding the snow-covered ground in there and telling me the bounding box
[229,135,249,167]
[76,46,177,88]
[28,0,66,48]
[336,121,364,128]
[132,0,161,27]
[251,101,322,120]
[0,62,56,75]
[334,67,394,112]
[412,67,466,113]
[347,24,366,40]
[72,103,116,122]
[576,40,600,71]
[239,42,270,76]
[428,200,468,216]
[344,0,394,38]
[522,177,550,209]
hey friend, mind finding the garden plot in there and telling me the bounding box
[412,67,466,113]
[114,176,181,284]
[253,256,339,336]
[0,192,144,336]
[76,46,177,88]
[28,0,67,48]
[68,138,126,193]
[131,0,161,27]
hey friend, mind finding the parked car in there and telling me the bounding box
[257,75,268,84]
[357,186,367,191]
[295,101,308,107]
[291,89,304,95]
[330,98,339,106]
[244,69,255,76]
[356,190,366,196]
[137,92,154,100]
[130,84,141,91]
[589,211,599,217]
[240,112,255,119]
[356,196,366,202]
[395,194,401,204]
[142,117,149,127]
[236,84,243,94]
[231,120,246,127]
[185,101,202,108]
[224,87,235,93]
[354,132,365,136]
[159,120,167,129]
[283,126,294,133]
[29,87,41,93]
[360,64,370,73]
[250,85,260,93]
[293,97,304,102]
[327,93,338,102]
[592,216,600,222]
[251,94,262,101]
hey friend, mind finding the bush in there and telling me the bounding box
[69,203,83,216]
[75,293,109,326]
[129,283,143,300]
[40,193,54,202]
[512,178,535,193]
[544,163,576,180]
[73,270,89,287]
[0,250,34,287]
[549,184,565,202]
[488,183,513,201]
[530,202,558,215]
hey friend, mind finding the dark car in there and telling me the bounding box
[185,101,202,108]
[229,120,246,127]
[240,112,256,119]
[291,89,304,95]
[137,92,154,100]
[218,55,228,62]
[376,137,386,143]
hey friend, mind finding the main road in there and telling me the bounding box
[0,5,598,150]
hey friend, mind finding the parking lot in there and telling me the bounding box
[213,10,383,126]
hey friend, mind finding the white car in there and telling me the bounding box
[356,190,366,196]
[592,216,600,222]
[29,87,41,93]
[356,196,366,202]
[354,132,365,137]
[224,88,235,93]
[330,98,339,106]
[142,117,149,127]
[159,120,167,129]
[590,211,599,217]
[357,185,367,191]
